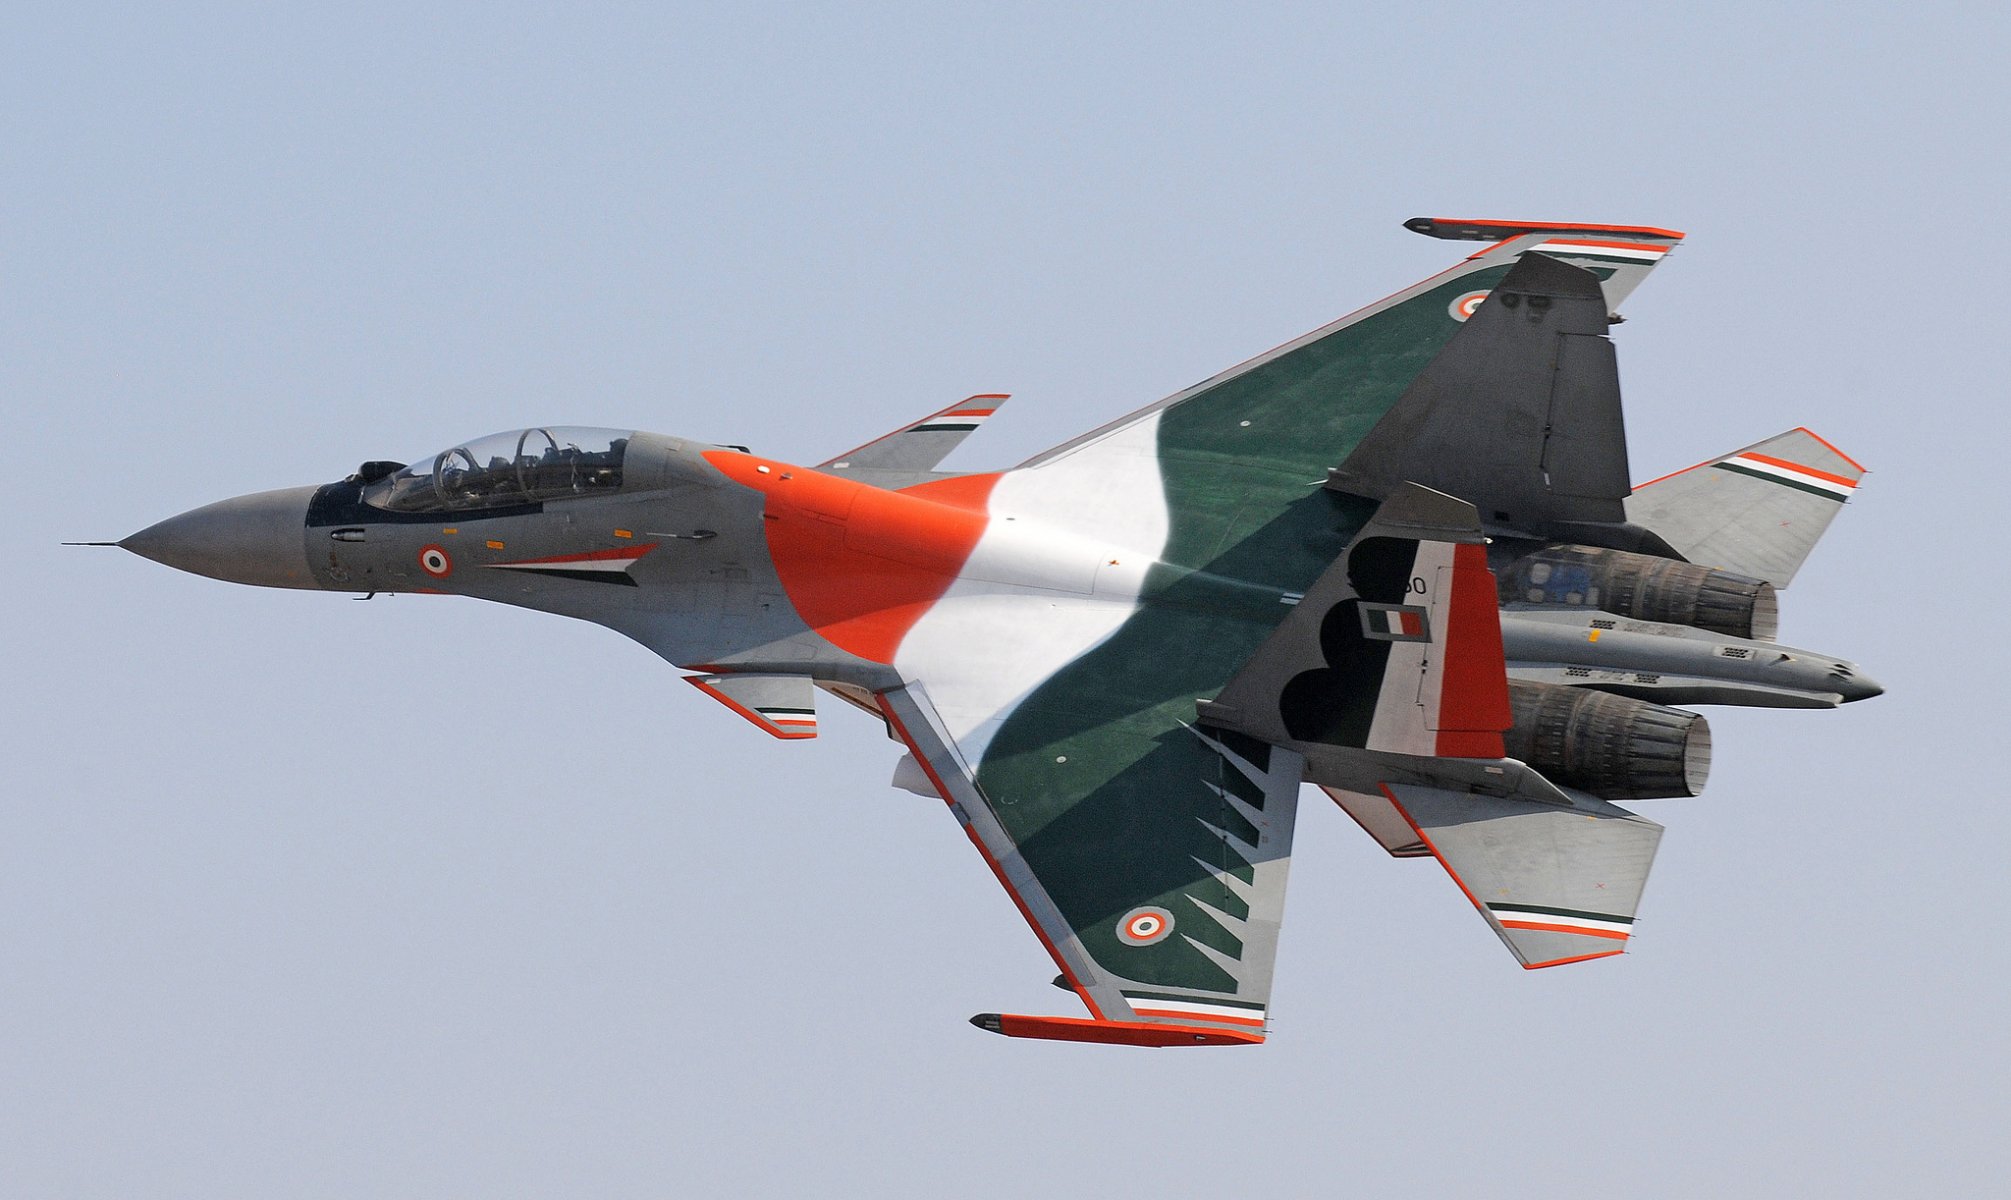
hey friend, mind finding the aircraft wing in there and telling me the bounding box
[877,683,1299,1047]
[1383,783,1663,968]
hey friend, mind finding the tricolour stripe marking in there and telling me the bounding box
[1714,454,1855,499]
[1488,903,1634,937]
[756,706,818,731]
[1737,452,1860,489]
[1129,1006,1267,1028]
[1529,238,1669,261]
[1121,995,1266,1021]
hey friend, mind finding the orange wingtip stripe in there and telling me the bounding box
[1740,451,1859,487]
[1434,217,1687,239]
[940,408,996,418]
[1521,949,1627,970]
[1792,427,1867,472]
[1129,1007,1268,1028]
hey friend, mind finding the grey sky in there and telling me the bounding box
[7,3,2006,1196]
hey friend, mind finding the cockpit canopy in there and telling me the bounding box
[363,427,632,513]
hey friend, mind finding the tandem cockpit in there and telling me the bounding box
[362,427,633,513]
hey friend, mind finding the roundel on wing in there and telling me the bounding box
[1117,906,1175,946]
[1449,291,1490,322]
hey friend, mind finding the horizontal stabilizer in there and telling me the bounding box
[1626,428,1865,587]
[819,394,1008,473]
[685,673,818,739]
[1325,786,1432,857]
[1328,251,1632,530]
[1383,782,1664,968]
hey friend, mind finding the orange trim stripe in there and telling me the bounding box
[495,542,657,566]
[1521,949,1626,970]
[1793,426,1866,472]
[1637,432,1868,490]
[877,696,1106,1021]
[1130,1007,1267,1028]
[1739,452,1859,488]
[1382,785,1488,912]
[1496,919,1630,941]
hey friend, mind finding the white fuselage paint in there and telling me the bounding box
[895,414,1171,767]
[1363,539,1456,757]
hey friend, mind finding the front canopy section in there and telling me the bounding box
[363,427,632,513]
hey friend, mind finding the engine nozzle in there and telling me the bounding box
[1499,544,1778,641]
[1504,681,1711,800]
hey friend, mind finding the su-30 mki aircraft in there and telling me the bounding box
[110,217,1880,1047]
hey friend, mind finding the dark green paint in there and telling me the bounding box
[1489,902,1634,924]
[975,268,1506,993]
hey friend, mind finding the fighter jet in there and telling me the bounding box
[111,218,1879,1047]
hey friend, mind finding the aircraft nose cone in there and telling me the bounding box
[1828,662,1885,704]
[121,486,320,590]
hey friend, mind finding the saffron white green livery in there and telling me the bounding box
[113,218,1882,1048]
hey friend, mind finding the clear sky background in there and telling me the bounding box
[6,3,2006,1196]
